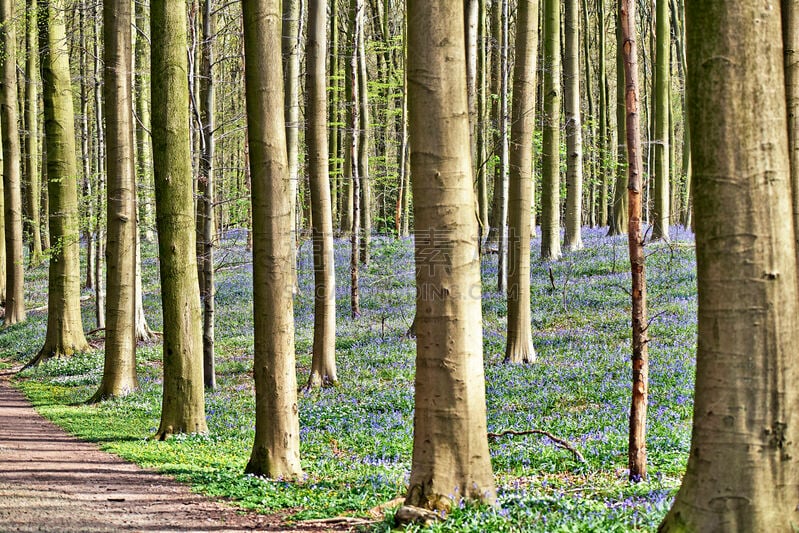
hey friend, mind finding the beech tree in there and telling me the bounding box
[540,0,562,261]
[563,0,582,251]
[29,0,89,365]
[304,0,337,388]
[151,0,207,438]
[505,0,537,365]
[23,0,42,268]
[90,0,138,401]
[1,0,26,325]
[660,2,799,529]
[651,0,670,241]
[242,0,303,478]
[405,0,496,510]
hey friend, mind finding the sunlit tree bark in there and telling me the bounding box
[242,0,303,478]
[405,0,496,511]
[660,2,799,529]
[151,0,207,438]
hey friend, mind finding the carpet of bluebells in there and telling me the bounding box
[2,225,698,531]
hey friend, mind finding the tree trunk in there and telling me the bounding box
[784,0,799,258]
[135,0,155,243]
[1,0,26,325]
[197,0,216,390]
[660,3,799,529]
[328,0,340,228]
[620,0,649,482]
[151,0,207,438]
[92,2,105,331]
[304,0,337,388]
[563,0,583,251]
[90,0,138,401]
[283,0,301,243]
[405,0,496,511]
[505,0,538,365]
[30,0,89,365]
[348,0,361,317]
[357,9,370,266]
[241,0,303,479]
[651,0,670,241]
[23,0,42,267]
[541,0,562,261]
[598,0,610,228]
[496,0,510,290]
[608,5,628,236]
[475,0,489,241]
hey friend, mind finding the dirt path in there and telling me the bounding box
[0,370,349,532]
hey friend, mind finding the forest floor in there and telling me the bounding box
[0,367,349,532]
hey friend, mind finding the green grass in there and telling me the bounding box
[2,226,697,531]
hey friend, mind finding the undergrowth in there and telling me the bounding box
[2,226,697,532]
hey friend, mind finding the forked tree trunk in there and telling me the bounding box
[1,0,26,325]
[304,0,337,388]
[405,0,496,511]
[541,0,562,261]
[30,0,89,365]
[563,0,583,251]
[660,3,799,529]
[90,0,138,401]
[151,0,207,438]
[620,0,649,482]
[505,0,537,365]
[241,0,303,479]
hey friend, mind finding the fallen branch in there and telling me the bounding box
[488,429,586,463]
[297,516,378,527]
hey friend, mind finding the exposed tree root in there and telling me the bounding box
[488,429,586,463]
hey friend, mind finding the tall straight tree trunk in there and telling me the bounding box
[151,0,207,439]
[597,0,610,228]
[348,0,361,317]
[30,0,89,364]
[1,0,26,325]
[608,5,628,236]
[541,0,562,261]
[496,0,509,290]
[563,0,583,251]
[485,0,503,247]
[135,0,155,243]
[305,0,337,388]
[404,0,496,511]
[92,2,105,330]
[328,0,341,228]
[79,4,94,291]
[357,10,370,266]
[475,0,489,240]
[620,0,649,482]
[505,0,538,365]
[283,0,301,242]
[660,3,799,529]
[23,0,42,267]
[784,0,799,256]
[90,0,138,401]
[197,0,216,390]
[242,0,303,478]
[651,0,670,241]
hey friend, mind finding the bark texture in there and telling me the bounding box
[660,2,799,530]
[242,0,303,478]
[540,0,562,261]
[151,0,207,437]
[30,0,89,364]
[91,0,138,401]
[505,0,537,364]
[405,0,496,511]
[1,0,26,325]
[305,0,337,388]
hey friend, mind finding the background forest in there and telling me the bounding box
[0,0,796,531]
